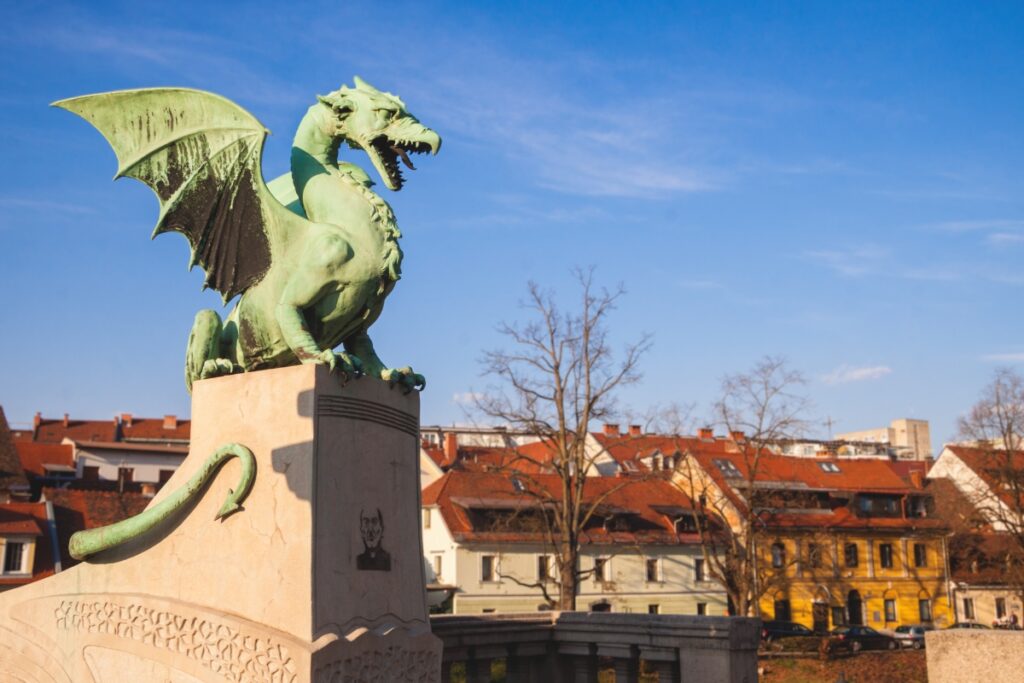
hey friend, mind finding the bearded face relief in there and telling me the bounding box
[357,508,391,571]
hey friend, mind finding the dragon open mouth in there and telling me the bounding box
[369,137,433,191]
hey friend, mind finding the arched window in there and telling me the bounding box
[771,542,786,568]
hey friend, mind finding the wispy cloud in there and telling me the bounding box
[452,392,483,405]
[928,219,1024,233]
[822,364,893,385]
[987,232,1024,246]
[802,245,889,277]
[981,352,1024,362]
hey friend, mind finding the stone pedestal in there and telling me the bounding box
[0,365,440,682]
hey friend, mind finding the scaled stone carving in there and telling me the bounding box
[55,77,440,393]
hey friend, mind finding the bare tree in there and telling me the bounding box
[955,368,1024,602]
[474,268,651,609]
[673,356,810,617]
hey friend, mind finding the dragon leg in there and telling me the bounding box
[68,443,257,561]
[185,309,239,392]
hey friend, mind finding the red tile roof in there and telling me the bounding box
[945,445,1024,510]
[32,416,118,444]
[14,442,75,478]
[0,501,57,585]
[120,417,191,442]
[42,487,151,568]
[423,470,701,545]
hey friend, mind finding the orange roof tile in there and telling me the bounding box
[423,470,700,545]
[15,442,74,479]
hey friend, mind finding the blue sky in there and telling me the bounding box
[1,1,1021,446]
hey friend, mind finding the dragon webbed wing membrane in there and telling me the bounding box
[55,88,301,302]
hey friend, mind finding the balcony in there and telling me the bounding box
[431,611,760,682]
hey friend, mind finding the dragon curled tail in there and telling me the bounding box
[69,444,256,561]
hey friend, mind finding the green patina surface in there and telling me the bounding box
[68,443,256,561]
[55,77,440,393]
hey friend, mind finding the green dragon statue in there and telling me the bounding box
[55,77,440,392]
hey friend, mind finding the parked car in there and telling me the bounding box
[893,624,934,649]
[830,625,899,652]
[945,622,991,629]
[761,620,815,642]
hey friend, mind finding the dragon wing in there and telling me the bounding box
[54,88,304,302]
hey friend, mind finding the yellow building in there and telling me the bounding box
[676,447,952,630]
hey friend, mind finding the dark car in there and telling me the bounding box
[945,622,991,630]
[893,624,934,649]
[830,625,899,652]
[761,620,815,642]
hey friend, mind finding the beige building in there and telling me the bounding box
[837,418,932,460]
[421,470,727,615]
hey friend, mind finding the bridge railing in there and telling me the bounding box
[430,611,760,682]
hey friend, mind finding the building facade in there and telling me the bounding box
[422,470,728,615]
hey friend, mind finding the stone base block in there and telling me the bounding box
[0,365,440,682]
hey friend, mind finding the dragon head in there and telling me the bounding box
[318,77,441,191]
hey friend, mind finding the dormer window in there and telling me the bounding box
[713,459,741,477]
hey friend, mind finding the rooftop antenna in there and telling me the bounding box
[824,416,837,440]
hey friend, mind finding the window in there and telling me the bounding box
[713,459,741,477]
[774,599,791,622]
[82,466,99,481]
[481,555,496,582]
[695,558,707,582]
[645,558,660,582]
[844,543,859,568]
[996,597,1007,619]
[2,542,24,574]
[118,467,134,484]
[913,543,927,568]
[648,604,660,615]
[538,555,550,581]
[831,606,847,627]
[919,599,932,623]
[594,557,609,582]
[697,602,707,616]
[422,508,431,529]
[879,543,894,569]
[963,598,975,620]
[884,599,897,622]
[771,543,785,569]
[807,543,822,568]
[432,555,442,579]
[818,462,841,473]
[482,608,496,614]
[511,477,526,493]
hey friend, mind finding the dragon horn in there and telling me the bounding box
[353,76,380,93]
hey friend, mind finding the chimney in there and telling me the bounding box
[909,470,924,489]
[603,423,620,437]
[62,413,69,428]
[163,415,177,430]
[120,413,133,427]
[444,432,458,463]
[629,424,642,437]
[730,430,745,442]
[33,412,42,429]
[698,427,714,440]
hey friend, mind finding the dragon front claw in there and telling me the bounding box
[381,366,426,394]
[317,349,364,382]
